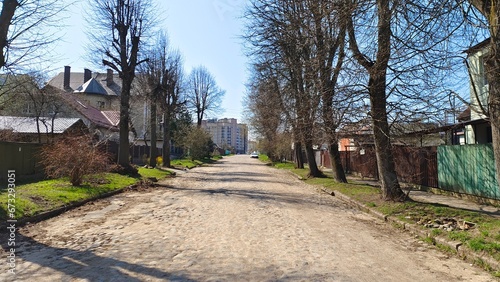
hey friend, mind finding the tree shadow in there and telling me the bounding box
[1,232,196,281]
[158,183,343,211]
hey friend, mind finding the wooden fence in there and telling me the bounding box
[0,141,43,180]
[320,145,439,188]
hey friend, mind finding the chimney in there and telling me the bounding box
[84,68,92,83]
[63,66,71,90]
[106,69,113,86]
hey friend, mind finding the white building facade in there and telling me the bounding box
[201,118,248,154]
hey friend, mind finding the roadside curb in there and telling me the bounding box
[317,187,500,272]
[0,184,136,232]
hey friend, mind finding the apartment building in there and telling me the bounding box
[201,118,248,154]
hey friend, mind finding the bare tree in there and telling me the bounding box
[346,0,406,200]
[186,66,225,127]
[467,1,500,191]
[0,73,66,143]
[0,0,65,72]
[137,32,185,168]
[87,0,156,171]
[245,63,288,163]
[346,0,469,200]
[159,50,184,168]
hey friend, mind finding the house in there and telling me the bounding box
[57,91,120,141]
[46,66,147,140]
[47,66,121,111]
[462,39,493,144]
[0,116,86,143]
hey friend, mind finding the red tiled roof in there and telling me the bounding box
[60,94,119,131]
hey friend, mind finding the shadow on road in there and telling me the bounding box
[2,233,197,281]
[158,183,343,211]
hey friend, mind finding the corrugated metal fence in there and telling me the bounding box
[438,144,500,200]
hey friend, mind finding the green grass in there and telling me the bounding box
[171,159,203,169]
[258,154,269,162]
[137,167,173,179]
[260,154,500,273]
[0,173,138,220]
[0,165,180,221]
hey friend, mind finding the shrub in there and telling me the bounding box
[156,156,163,166]
[185,127,214,160]
[39,135,111,186]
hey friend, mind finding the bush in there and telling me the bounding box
[156,156,163,166]
[185,127,214,160]
[39,135,111,186]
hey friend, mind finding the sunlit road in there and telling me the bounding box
[1,155,494,281]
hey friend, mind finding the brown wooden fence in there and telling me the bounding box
[322,145,438,188]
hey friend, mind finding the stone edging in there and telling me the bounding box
[0,184,137,232]
[318,187,500,272]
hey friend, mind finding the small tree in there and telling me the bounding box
[184,126,214,160]
[39,135,110,186]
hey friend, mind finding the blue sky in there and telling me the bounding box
[53,0,249,121]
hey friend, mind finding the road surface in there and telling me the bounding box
[1,155,496,281]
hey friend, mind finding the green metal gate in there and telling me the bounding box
[438,144,500,200]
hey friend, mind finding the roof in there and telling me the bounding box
[0,116,82,134]
[102,111,120,127]
[74,78,108,95]
[47,70,121,96]
[60,94,120,131]
[457,107,471,122]
[464,38,490,55]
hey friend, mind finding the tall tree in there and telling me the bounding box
[346,0,467,200]
[186,66,225,127]
[244,0,325,177]
[137,32,184,168]
[88,0,156,170]
[308,1,350,182]
[347,0,405,200]
[0,0,64,72]
[159,51,184,168]
[468,1,500,191]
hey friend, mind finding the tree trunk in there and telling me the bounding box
[118,80,131,168]
[370,75,405,201]
[162,113,172,168]
[0,0,18,69]
[329,141,347,183]
[485,45,500,191]
[468,0,500,191]
[304,141,324,178]
[294,141,304,169]
[148,102,157,168]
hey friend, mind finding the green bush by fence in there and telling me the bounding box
[438,144,500,200]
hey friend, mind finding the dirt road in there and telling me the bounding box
[1,155,496,281]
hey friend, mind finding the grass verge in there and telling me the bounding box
[0,166,174,221]
[265,159,500,275]
[171,156,221,169]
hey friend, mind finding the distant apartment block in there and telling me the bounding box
[201,118,248,154]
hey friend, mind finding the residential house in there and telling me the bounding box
[463,39,493,144]
[0,116,86,143]
[46,66,147,140]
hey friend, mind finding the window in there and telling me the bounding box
[479,56,489,86]
[23,102,34,114]
[97,101,105,109]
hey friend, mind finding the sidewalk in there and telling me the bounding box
[347,176,500,218]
